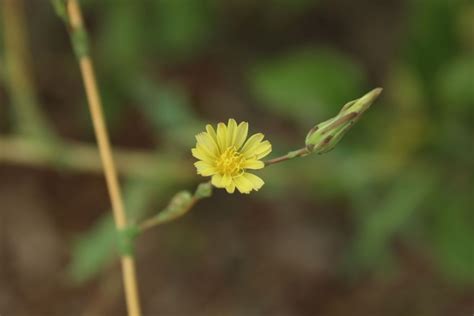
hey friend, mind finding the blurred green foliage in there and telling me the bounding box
[437,56,474,110]
[132,77,202,148]
[249,48,366,124]
[69,178,178,283]
[43,0,473,285]
[69,179,155,283]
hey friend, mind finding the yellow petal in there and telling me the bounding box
[234,122,249,150]
[226,119,237,148]
[195,143,217,159]
[222,173,232,187]
[205,124,218,143]
[194,161,217,176]
[241,159,264,169]
[211,174,225,188]
[233,175,253,194]
[216,122,227,151]
[192,147,214,162]
[225,182,236,194]
[242,173,264,191]
[241,133,264,157]
[196,132,219,156]
[254,140,272,159]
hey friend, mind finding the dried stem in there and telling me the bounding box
[65,1,141,315]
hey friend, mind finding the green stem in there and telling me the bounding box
[139,198,198,232]
[264,147,309,166]
[138,181,212,233]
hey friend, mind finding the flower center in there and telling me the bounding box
[215,147,244,176]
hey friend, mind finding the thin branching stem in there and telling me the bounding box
[264,147,309,166]
[64,1,141,315]
[139,198,199,232]
[138,181,212,233]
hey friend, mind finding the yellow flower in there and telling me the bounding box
[192,119,272,194]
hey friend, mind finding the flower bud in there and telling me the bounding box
[153,191,193,224]
[167,191,193,213]
[194,182,213,199]
[305,88,382,154]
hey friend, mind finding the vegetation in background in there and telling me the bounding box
[1,0,473,314]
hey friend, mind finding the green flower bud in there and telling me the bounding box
[305,88,382,154]
[153,191,193,224]
[166,191,193,213]
[339,87,382,118]
[194,181,213,199]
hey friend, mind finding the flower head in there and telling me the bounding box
[192,119,272,194]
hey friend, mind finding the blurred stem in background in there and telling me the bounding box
[2,0,56,142]
[0,135,191,179]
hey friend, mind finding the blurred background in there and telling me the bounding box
[1,0,473,315]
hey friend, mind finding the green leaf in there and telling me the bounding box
[269,0,318,11]
[351,167,438,268]
[51,0,67,22]
[150,0,215,59]
[68,179,160,283]
[436,56,474,113]
[404,0,459,87]
[68,214,115,283]
[431,190,474,283]
[133,77,201,148]
[98,2,145,74]
[249,48,366,124]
